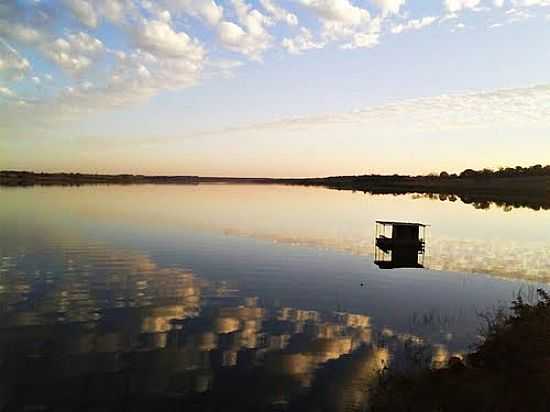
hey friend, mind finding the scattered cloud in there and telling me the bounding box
[63,0,133,27]
[451,22,466,30]
[297,0,375,44]
[159,0,224,26]
[1,0,549,134]
[300,0,370,24]
[391,16,438,33]
[371,0,407,15]
[0,39,31,81]
[505,7,534,21]
[63,0,98,27]
[216,0,273,60]
[191,84,550,137]
[341,17,382,48]
[260,0,298,25]
[445,0,481,12]
[511,0,550,6]
[282,27,325,54]
[132,18,205,59]
[41,32,104,73]
[0,85,15,98]
[0,21,43,45]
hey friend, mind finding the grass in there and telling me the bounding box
[368,289,550,412]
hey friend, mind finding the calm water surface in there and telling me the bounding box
[1,184,549,411]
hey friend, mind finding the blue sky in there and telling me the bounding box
[1,0,550,176]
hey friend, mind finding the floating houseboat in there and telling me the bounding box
[374,221,427,269]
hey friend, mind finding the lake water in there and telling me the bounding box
[1,184,549,411]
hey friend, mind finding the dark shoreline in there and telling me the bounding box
[293,175,550,211]
[2,170,550,211]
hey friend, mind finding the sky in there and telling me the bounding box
[0,0,549,177]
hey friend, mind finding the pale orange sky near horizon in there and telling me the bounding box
[3,108,549,178]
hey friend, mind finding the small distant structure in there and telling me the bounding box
[374,221,428,269]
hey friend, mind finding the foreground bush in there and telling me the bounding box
[369,289,550,412]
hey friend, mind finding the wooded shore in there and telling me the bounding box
[3,167,550,210]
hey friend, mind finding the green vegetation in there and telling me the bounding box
[369,289,550,412]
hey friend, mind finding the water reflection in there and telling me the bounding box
[3,185,550,282]
[411,192,550,212]
[1,185,544,410]
[0,243,423,411]
[427,238,550,282]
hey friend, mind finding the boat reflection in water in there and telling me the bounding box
[374,221,428,269]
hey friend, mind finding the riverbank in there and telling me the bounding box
[3,169,550,210]
[369,289,550,412]
[0,171,202,186]
[293,174,550,210]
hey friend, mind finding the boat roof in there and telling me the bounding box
[376,221,429,227]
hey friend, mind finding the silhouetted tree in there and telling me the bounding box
[460,169,477,178]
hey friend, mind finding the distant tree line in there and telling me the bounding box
[438,164,550,179]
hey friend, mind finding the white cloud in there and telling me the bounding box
[440,12,459,22]
[2,45,206,128]
[217,21,248,47]
[68,32,104,54]
[63,0,133,27]
[0,21,43,44]
[260,0,298,25]
[300,0,370,25]
[341,17,381,48]
[63,0,98,27]
[451,22,466,31]
[98,0,131,22]
[0,19,106,75]
[342,31,379,48]
[3,0,549,139]
[41,32,104,73]
[133,18,205,59]
[299,0,371,42]
[372,0,407,15]
[216,0,272,60]
[108,48,204,98]
[0,39,31,80]
[282,27,325,54]
[511,0,550,5]
[199,84,550,137]
[505,7,534,21]
[0,17,106,76]
[216,21,264,59]
[233,0,273,35]
[160,0,224,26]
[391,16,438,33]
[157,0,271,60]
[445,0,481,12]
[0,86,15,98]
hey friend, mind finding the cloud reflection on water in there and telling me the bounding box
[0,241,429,411]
